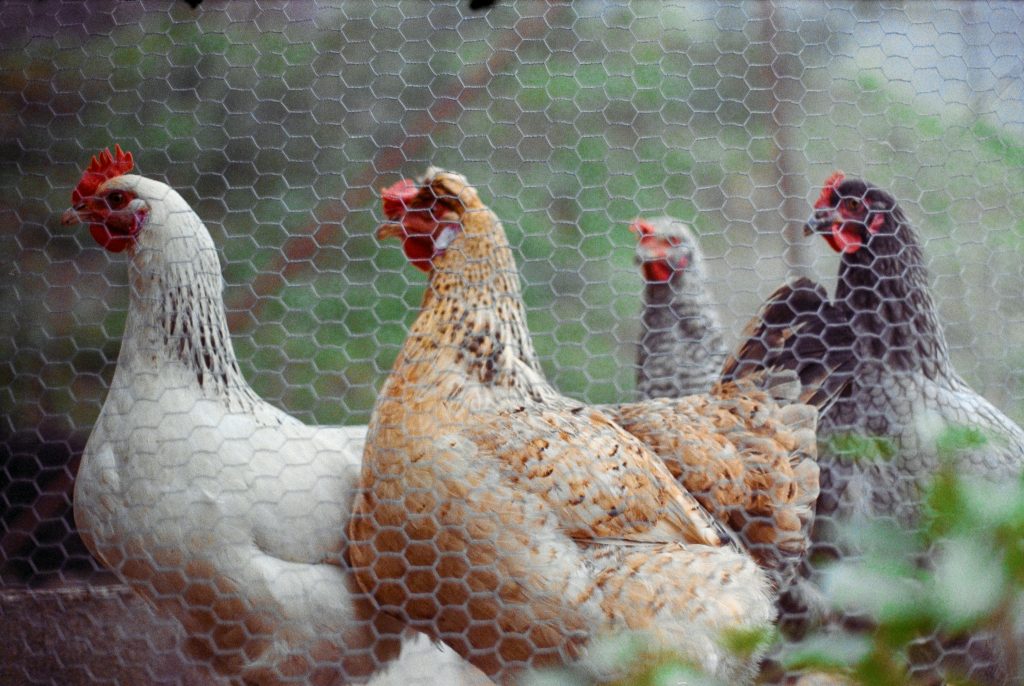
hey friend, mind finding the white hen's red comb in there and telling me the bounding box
[72,145,134,204]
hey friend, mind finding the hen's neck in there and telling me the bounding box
[117,220,259,409]
[398,213,554,404]
[637,279,725,399]
[835,222,952,380]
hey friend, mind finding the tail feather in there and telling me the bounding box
[721,277,854,415]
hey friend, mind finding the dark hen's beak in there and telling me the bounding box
[803,208,837,237]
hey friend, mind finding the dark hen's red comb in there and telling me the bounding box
[72,145,134,204]
[814,170,845,209]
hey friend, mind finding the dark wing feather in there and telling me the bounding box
[721,277,855,412]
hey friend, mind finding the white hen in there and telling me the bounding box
[63,146,474,685]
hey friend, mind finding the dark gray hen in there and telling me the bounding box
[725,172,1024,528]
[724,171,1024,683]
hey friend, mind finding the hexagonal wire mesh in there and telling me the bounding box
[2,0,1024,684]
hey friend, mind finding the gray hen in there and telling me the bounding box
[631,217,727,400]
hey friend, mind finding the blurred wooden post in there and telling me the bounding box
[757,0,811,278]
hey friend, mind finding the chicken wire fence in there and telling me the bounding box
[2,1,1024,684]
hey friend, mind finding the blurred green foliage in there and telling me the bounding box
[825,434,898,463]
[782,425,1024,685]
[524,631,719,686]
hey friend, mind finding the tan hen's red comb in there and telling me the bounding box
[72,144,134,204]
[814,170,845,209]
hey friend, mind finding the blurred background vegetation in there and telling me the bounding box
[1,0,1022,593]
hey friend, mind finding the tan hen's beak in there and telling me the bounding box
[376,223,405,241]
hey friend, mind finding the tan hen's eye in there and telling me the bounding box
[842,197,860,213]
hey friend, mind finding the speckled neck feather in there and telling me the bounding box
[118,210,260,411]
[398,205,555,404]
[637,278,726,400]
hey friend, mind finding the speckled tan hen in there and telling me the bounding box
[349,168,774,685]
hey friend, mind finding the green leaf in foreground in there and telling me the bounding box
[720,625,776,660]
[825,434,898,462]
[934,425,989,461]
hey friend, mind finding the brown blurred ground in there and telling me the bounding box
[0,584,488,686]
[1,584,208,686]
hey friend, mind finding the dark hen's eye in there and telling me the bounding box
[106,191,128,210]
[842,197,861,213]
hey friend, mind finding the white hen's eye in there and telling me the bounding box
[105,190,129,210]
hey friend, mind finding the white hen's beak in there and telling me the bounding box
[61,205,87,226]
